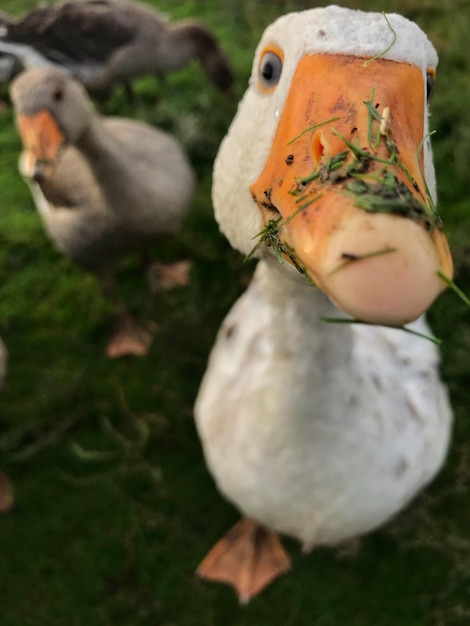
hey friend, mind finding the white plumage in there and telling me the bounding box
[197,261,451,546]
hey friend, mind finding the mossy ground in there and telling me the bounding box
[0,1,469,624]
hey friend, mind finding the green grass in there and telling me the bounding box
[0,0,470,624]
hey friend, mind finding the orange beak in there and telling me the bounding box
[16,110,65,164]
[250,54,453,326]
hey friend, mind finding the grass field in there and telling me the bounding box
[0,0,469,624]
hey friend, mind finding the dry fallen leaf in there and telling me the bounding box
[0,470,14,513]
[148,260,192,292]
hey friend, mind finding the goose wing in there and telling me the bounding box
[4,1,136,64]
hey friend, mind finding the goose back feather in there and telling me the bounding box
[0,0,234,96]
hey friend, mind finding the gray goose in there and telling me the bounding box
[0,0,234,101]
[10,66,195,358]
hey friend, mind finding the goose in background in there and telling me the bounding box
[0,0,234,102]
[194,6,454,603]
[10,66,195,358]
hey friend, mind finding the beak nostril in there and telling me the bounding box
[312,133,324,165]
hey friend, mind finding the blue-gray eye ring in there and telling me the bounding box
[258,47,283,92]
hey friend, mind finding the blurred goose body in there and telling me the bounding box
[10,67,195,357]
[0,0,233,99]
[194,6,453,602]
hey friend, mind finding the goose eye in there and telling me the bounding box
[426,72,435,102]
[258,47,283,93]
[52,87,63,102]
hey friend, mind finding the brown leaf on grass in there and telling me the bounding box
[0,470,14,512]
[148,260,192,292]
[106,319,158,359]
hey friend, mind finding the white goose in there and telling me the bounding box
[195,6,454,603]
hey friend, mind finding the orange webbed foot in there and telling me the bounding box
[196,518,291,604]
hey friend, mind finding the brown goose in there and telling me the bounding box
[10,66,195,358]
[0,0,234,101]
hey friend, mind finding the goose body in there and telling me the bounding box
[10,67,195,355]
[0,0,233,98]
[18,116,192,271]
[195,6,453,601]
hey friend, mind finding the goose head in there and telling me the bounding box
[213,6,453,326]
[180,22,234,95]
[10,67,93,167]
